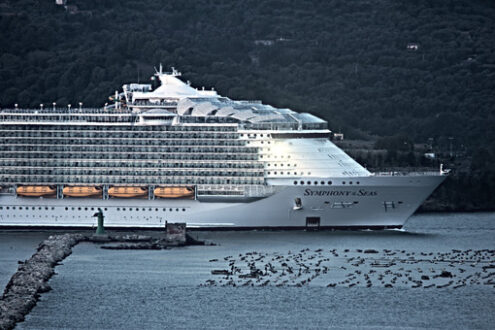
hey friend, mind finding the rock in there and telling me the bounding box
[364,249,379,254]
[211,270,231,275]
[439,271,453,278]
[0,234,85,330]
[421,275,430,280]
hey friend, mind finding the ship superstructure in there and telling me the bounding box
[0,67,447,229]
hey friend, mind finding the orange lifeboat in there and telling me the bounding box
[154,186,195,199]
[63,186,102,198]
[17,186,56,197]
[108,186,148,198]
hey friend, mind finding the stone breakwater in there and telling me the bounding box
[0,234,84,330]
[202,248,495,288]
[0,228,204,330]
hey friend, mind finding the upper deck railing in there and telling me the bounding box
[373,170,447,177]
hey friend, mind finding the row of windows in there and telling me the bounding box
[1,132,240,139]
[3,176,264,185]
[266,163,295,167]
[1,125,237,132]
[1,152,259,161]
[0,206,187,212]
[2,169,264,176]
[1,146,258,154]
[0,162,264,169]
[1,139,246,147]
[240,133,271,138]
[293,180,361,185]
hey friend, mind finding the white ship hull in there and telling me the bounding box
[0,175,445,229]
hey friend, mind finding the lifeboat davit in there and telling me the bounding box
[17,185,56,197]
[63,186,102,198]
[154,186,195,199]
[108,186,148,198]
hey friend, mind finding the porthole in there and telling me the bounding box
[176,208,179,212]
[356,181,360,185]
[328,181,332,185]
[85,207,88,211]
[321,181,324,185]
[155,208,159,211]
[6,207,9,210]
[78,207,81,210]
[65,207,68,211]
[104,208,108,211]
[0,207,2,210]
[19,207,22,210]
[117,207,120,211]
[342,182,346,185]
[123,208,126,211]
[182,208,186,212]
[349,181,353,185]
[307,181,311,185]
[169,208,173,212]
[314,181,318,185]
[129,208,132,211]
[91,207,94,211]
[300,181,304,184]
[32,207,35,210]
[294,181,298,185]
[149,208,152,211]
[46,207,49,210]
[72,207,75,210]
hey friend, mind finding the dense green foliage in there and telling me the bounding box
[1,0,494,210]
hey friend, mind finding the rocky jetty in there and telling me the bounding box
[0,226,208,330]
[0,234,85,330]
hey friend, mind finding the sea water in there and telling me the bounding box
[1,213,494,329]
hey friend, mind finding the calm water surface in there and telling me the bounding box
[1,213,494,329]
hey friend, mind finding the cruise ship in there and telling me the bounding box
[0,66,447,229]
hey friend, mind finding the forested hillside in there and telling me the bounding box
[1,0,494,211]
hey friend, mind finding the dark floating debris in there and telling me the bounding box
[211,270,231,276]
[202,248,495,289]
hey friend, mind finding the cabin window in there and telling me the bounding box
[294,181,298,185]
